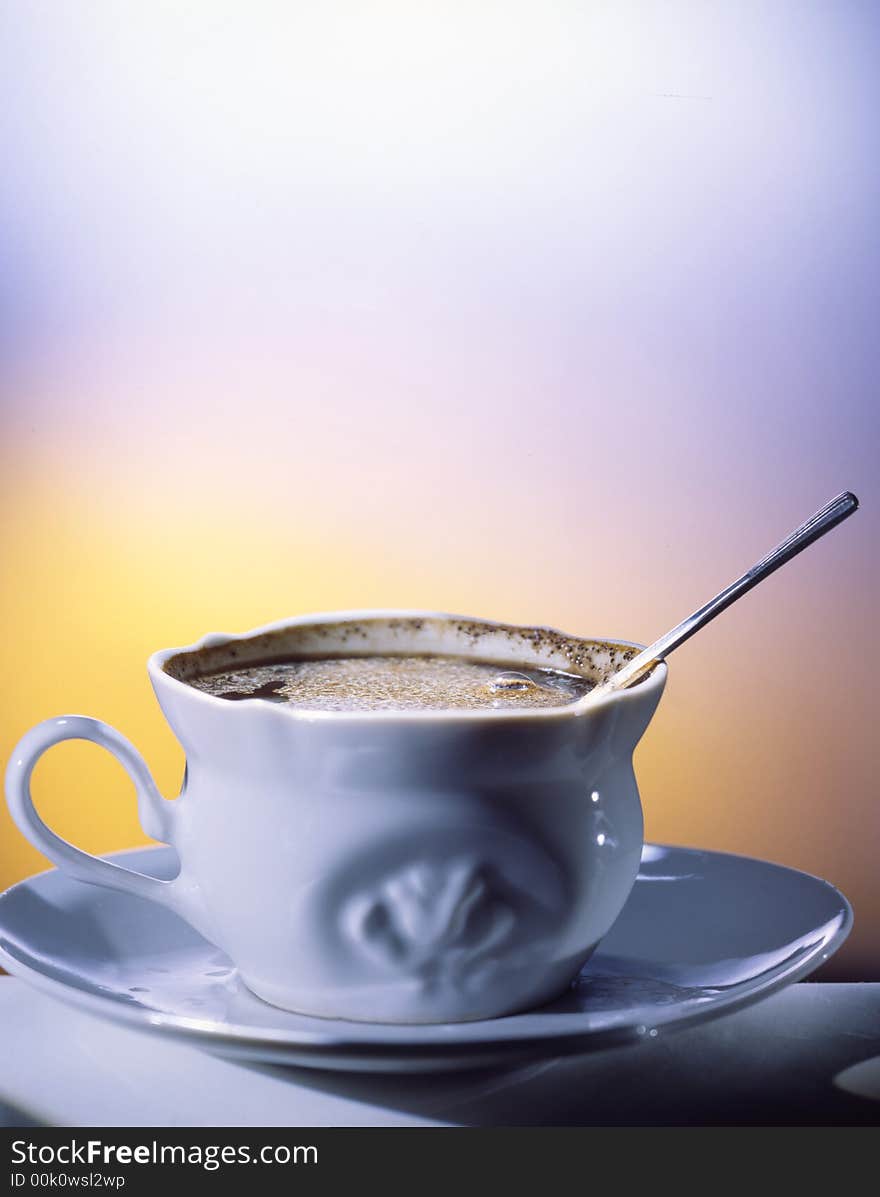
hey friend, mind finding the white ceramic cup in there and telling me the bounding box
[5,611,666,1024]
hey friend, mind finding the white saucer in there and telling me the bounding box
[0,844,851,1073]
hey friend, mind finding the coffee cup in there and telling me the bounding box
[5,611,666,1023]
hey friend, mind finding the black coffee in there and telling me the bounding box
[187,654,594,712]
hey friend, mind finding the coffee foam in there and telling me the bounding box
[187,656,593,712]
[163,615,642,688]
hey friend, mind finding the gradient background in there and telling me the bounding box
[1,1,877,979]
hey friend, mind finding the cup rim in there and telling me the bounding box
[148,609,667,723]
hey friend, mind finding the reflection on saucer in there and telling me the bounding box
[833,1056,880,1102]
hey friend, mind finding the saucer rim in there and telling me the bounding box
[0,843,853,1065]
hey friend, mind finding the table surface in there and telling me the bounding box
[1,979,878,1127]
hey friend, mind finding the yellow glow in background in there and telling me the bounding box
[1,2,877,977]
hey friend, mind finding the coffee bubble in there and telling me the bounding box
[485,672,541,696]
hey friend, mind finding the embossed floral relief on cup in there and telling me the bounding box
[335,824,569,994]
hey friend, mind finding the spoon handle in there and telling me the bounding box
[598,490,859,695]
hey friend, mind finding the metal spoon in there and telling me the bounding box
[590,490,860,698]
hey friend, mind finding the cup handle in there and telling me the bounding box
[5,716,189,914]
